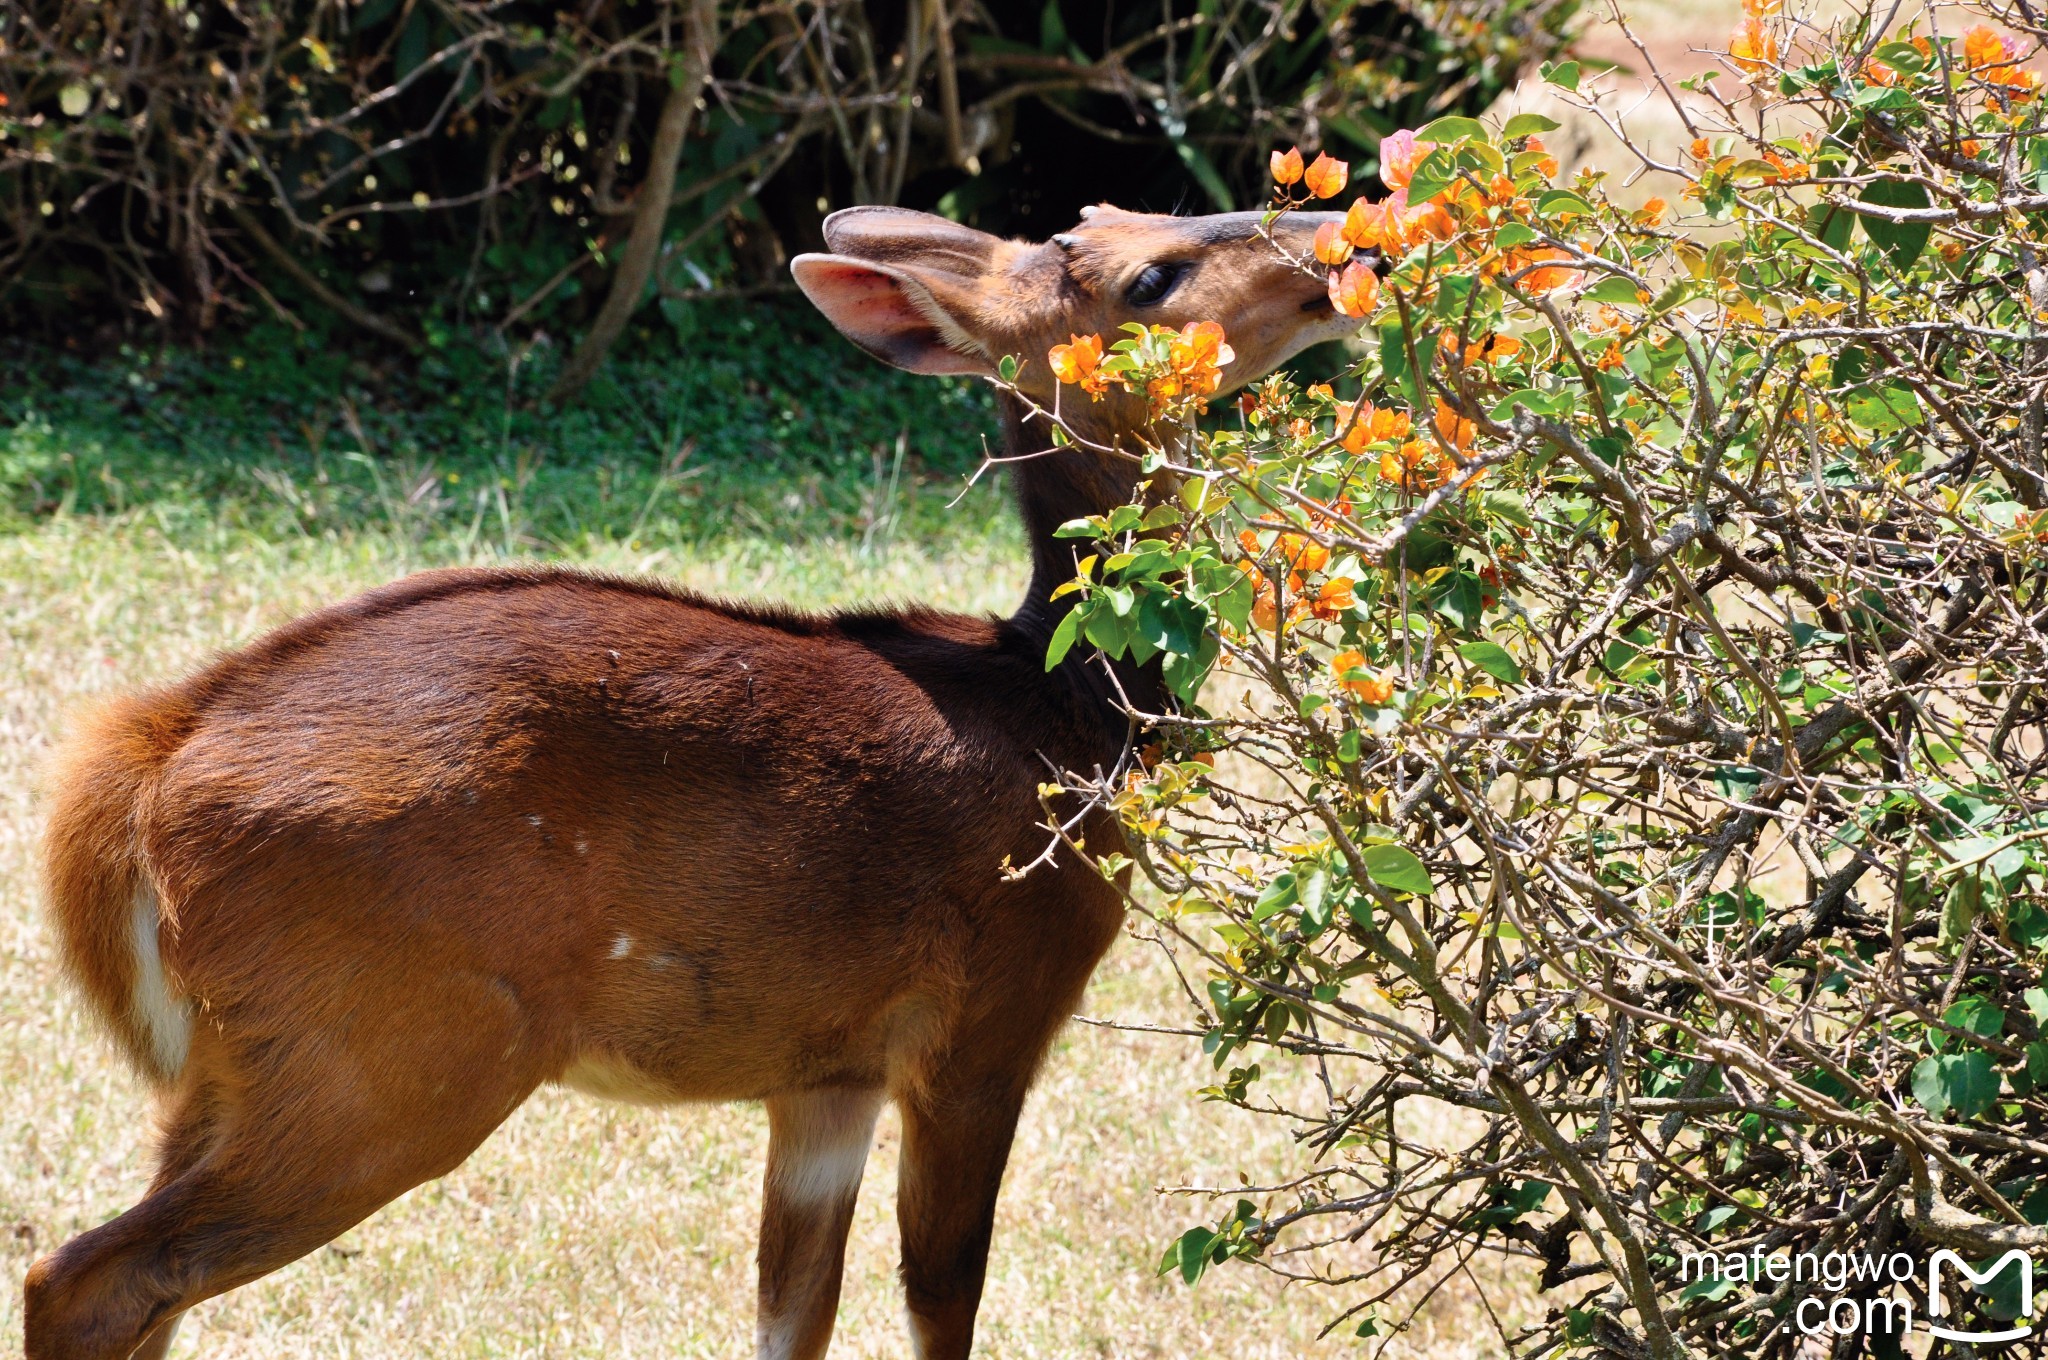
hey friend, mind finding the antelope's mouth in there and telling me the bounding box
[1300,292,1334,314]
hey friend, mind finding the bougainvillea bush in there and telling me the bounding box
[1026,1,2048,1355]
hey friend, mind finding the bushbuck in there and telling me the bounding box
[28,203,1366,1360]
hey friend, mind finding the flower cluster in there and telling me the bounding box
[1048,320,1236,418]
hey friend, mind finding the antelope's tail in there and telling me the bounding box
[39,690,195,1086]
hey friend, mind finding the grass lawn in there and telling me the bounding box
[0,305,1535,1358]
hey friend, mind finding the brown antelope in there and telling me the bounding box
[27,203,1364,1360]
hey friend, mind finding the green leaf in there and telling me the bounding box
[1944,995,2007,1041]
[1045,607,1083,669]
[1160,1226,1218,1285]
[2025,987,2048,1025]
[1502,112,1561,139]
[1582,276,1644,305]
[1912,1052,2000,1120]
[1588,433,1630,468]
[1542,60,1581,92]
[1494,223,1539,248]
[1414,115,1489,146]
[1872,40,1928,74]
[1489,388,1566,421]
[1844,383,1923,432]
[1853,178,1932,268]
[1536,190,1594,218]
[1681,1275,1740,1302]
[1362,844,1434,897]
[1458,640,1523,684]
[1405,148,1461,205]
[997,353,1020,383]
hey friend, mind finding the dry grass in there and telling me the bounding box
[0,515,1543,1358]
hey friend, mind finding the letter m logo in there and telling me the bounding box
[1927,1249,2035,1344]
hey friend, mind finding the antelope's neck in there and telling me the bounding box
[997,392,1169,731]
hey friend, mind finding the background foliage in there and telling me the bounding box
[0,0,1576,376]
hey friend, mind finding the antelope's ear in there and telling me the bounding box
[820,207,1000,274]
[791,254,995,378]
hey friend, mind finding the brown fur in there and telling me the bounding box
[27,204,1361,1360]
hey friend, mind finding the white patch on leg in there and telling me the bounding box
[767,1088,883,1207]
[905,1305,931,1360]
[756,1310,803,1360]
[130,884,190,1078]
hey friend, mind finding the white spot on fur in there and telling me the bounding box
[575,837,589,855]
[609,934,632,959]
[130,884,190,1078]
[768,1088,882,1207]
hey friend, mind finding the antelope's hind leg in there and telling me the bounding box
[24,983,542,1360]
[755,1086,886,1360]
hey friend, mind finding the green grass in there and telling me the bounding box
[0,308,1532,1358]
[0,297,1010,570]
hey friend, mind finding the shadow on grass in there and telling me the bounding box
[0,297,1006,561]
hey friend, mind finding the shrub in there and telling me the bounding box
[0,0,1575,375]
[1034,1,2048,1354]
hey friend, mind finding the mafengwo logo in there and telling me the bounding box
[1681,1247,2037,1343]
[1927,1249,2033,1344]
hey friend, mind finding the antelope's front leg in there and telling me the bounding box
[756,1087,885,1360]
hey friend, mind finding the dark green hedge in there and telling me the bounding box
[0,0,1576,364]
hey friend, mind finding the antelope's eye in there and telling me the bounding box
[1126,263,1184,307]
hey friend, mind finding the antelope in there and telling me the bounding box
[27,202,1365,1360]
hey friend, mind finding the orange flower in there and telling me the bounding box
[1690,137,1713,161]
[1341,196,1385,250]
[1964,25,2011,69]
[1173,320,1230,370]
[1596,341,1627,372]
[1989,64,2042,99]
[1048,333,1107,398]
[1250,583,1281,632]
[1506,246,1579,293]
[1637,197,1667,225]
[1433,397,1476,452]
[1328,260,1380,317]
[1313,220,1354,266]
[1311,577,1356,620]
[1307,382,1334,401]
[1378,129,1432,191]
[1524,136,1561,180]
[1961,138,1984,158]
[1331,650,1395,704]
[1277,533,1330,575]
[1271,146,1305,186]
[1462,333,1524,366]
[1341,402,1413,454]
[1730,16,1779,75]
[1336,401,1373,454]
[1382,440,1453,491]
[1741,0,1782,13]
[1403,196,1457,244]
[1759,149,1810,182]
[1303,152,1350,199]
[1863,58,1900,86]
